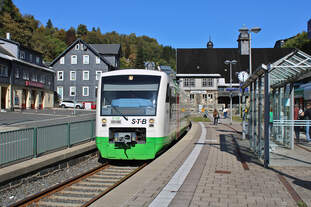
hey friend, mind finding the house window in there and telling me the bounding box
[202,78,213,87]
[20,51,25,59]
[47,75,52,86]
[208,93,213,99]
[23,71,29,80]
[83,55,89,64]
[96,56,100,64]
[75,44,80,50]
[70,71,76,81]
[83,71,89,80]
[29,54,33,62]
[96,71,101,80]
[36,56,40,64]
[57,71,64,81]
[60,57,65,64]
[57,86,64,100]
[31,73,38,82]
[70,87,76,96]
[71,55,77,64]
[39,75,45,83]
[15,68,20,78]
[0,64,8,77]
[82,86,89,96]
[190,94,194,100]
[184,78,195,87]
[203,94,207,101]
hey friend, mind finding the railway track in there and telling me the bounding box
[11,162,148,207]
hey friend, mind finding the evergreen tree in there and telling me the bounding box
[46,19,53,29]
[135,42,144,69]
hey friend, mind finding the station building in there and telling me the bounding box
[0,34,54,110]
[176,32,294,111]
[50,39,120,109]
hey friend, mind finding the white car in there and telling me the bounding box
[59,101,83,109]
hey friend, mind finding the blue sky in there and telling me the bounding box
[13,0,311,49]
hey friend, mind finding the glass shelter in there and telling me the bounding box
[241,50,311,167]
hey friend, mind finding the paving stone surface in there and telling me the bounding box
[98,120,311,207]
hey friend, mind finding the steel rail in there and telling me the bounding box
[10,163,110,207]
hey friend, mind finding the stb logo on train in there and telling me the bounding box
[131,119,147,124]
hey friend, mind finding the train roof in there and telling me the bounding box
[101,69,168,77]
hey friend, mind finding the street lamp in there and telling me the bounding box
[224,59,237,125]
[238,26,261,75]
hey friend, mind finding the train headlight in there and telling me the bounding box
[149,119,155,127]
[102,118,107,126]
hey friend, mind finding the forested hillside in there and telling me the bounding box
[0,0,176,69]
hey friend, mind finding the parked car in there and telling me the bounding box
[59,100,83,109]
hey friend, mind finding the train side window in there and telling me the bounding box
[166,84,170,103]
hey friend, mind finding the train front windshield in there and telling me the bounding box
[100,75,161,116]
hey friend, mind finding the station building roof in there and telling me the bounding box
[177,48,294,83]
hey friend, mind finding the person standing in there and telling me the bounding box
[213,109,219,125]
[304,103,311,142]
[294,104,303,142]
[223,108,228,119]
[269,108,273,136]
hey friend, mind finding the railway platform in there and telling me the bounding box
[91,119,311,207]
[1,118,311,206]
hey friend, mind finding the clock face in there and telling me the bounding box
[238,71,249,82]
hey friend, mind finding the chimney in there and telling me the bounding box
[6,33,10,40]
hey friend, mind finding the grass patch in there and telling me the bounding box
[189,116,211,122]
[297,201,307,207]
[232,116,243,122]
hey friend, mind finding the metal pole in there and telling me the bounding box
[249,32,252,75]
[74,73,76,116]
[264,68,270,168]
[230,63,232,125]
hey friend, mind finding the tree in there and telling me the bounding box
[77,24,87,38]
[135,42,144,69]
[65,27,76,45]
[46,19,53,29]
[283,32,311,55]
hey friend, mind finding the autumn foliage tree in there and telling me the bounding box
[0,0,176,68]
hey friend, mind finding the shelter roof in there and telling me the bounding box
[269,50,311,88]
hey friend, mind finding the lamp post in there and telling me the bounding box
[224,60,237,125]
[238,26,261,75]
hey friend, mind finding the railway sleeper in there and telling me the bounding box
[84,178,119,183]
[69,185,107,192]
[34,201,78,207]
[75,181,115,186]
[54,192,95,198]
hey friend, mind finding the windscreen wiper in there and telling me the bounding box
[111,105,128,121]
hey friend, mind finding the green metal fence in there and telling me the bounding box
[0,119,95,167]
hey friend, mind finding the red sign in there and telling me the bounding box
[25,81,44,88]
